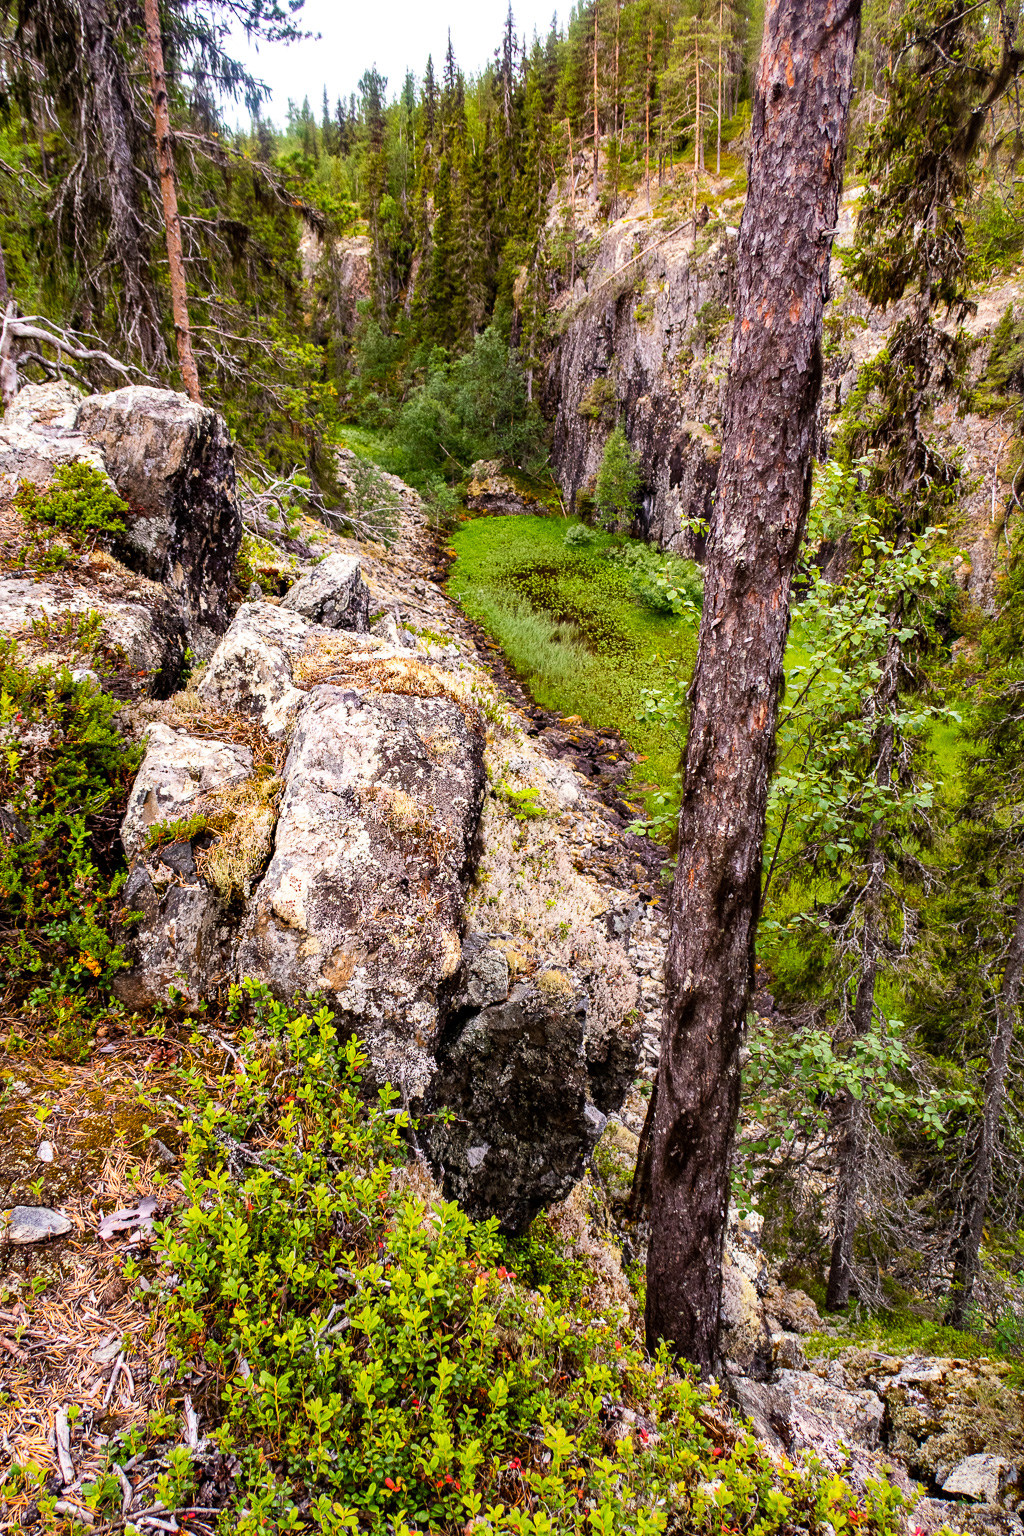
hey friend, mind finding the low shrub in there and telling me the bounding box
[159,982,910,1536]
[0,640,140,1012]
[11,462,129,571]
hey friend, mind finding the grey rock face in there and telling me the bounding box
[0,576,186,697]
[427,969,641,1235]
[2,1205,73,1243]
[75,387,241,639]
[115,723,256,1007]
[120,722,254,861]
[281,552,371,631]
[944,1456,1020,1504]
[238,685,486,1100]
[545,226,735,555]
[0,382,241,646]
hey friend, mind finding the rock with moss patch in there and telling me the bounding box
[2,1205,74,1243]
[120,723,254,860]
[0,575,186,698]
[466,460,539,517]
[281,552,370,630]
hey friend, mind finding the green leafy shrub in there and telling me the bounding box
[595,426,643,532]
[608,541,704,617]
[493,780,548,820]
[12,463,129,571]
[563,523,598,548]
[0,641,140,1010]
[159,982,910,1536]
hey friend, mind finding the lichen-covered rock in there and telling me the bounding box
[75,386,240,640]
[196,600,312,736]
[281,552,371,630]
[0,573,186,697]
[1,1205,74,1244]
[0,380,107,489]
[881,1358,1024,1485]
[720,1207,772,1377]
[237,684,486,1100]
[776,1369,886,1451]
[115,723,258,1007]
[944,1455,1020,1504]
[120,722,254,860]
[427,977,619,1234]
[763,1284,823,1336]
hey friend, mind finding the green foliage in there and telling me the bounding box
[493,781,548,821]
[0,642,140,1009]
[563,523,599,548]
[159,982,911,1536]
[145,814,210,850]
[607,541,703,617]
[577,376,618,425]
[392,327,548,481]
[595,426,644,531]
[9,464,129,572]
[975,304,1024,414]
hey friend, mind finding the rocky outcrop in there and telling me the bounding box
[542,215,736,554]
[465,460,543,517]
[0,381,241,649]
[238,683,485,1100]
[428,957,639,1234]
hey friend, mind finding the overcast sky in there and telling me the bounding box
[228,0,562,126]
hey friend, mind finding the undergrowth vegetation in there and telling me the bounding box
[155,982,910,1536]
[8,463,129,574]
[0,642,140,1041]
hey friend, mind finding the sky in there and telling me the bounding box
[227,0,562,126]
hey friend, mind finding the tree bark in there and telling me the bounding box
[143,0,201,402]
[592,0,600,205]
[645,0,862,1376]
[946,884,1024,1326]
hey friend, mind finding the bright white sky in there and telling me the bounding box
[228,0,562,126]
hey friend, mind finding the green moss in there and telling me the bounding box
[145,813,209,849]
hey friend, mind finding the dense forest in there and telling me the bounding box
[9,0,1024,1526]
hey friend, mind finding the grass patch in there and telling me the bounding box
[446,515,701,802]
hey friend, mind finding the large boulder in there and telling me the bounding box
[196,600,312,737]
[0,382,241,646]
[238,684,486,1100]
[280,552,371,630]
[75,387,240,639]
[120,722,254,860]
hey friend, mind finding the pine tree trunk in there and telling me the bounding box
[946,886,1024,1325]
[592,0,600,205]
[80,0,166,368]
[645,0,862,1376]
[143,0,201,402]
[825,626,899,1309]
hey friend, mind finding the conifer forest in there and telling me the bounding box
[10,0,1024,1530]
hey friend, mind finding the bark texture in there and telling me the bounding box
[143,0,200,403]
[947,886,1024,1325]
[645,0,862,1375]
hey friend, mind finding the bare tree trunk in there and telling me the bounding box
[717,0,724,174]
[645,0,862,1376]
[143,0,201,403]
[825,628,899,1309]
[947,886,1024,1326]
[645,27,653,212]
[592,0,600,206]
[693,26,701,209]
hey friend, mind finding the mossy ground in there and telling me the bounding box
[446,514,700,807]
